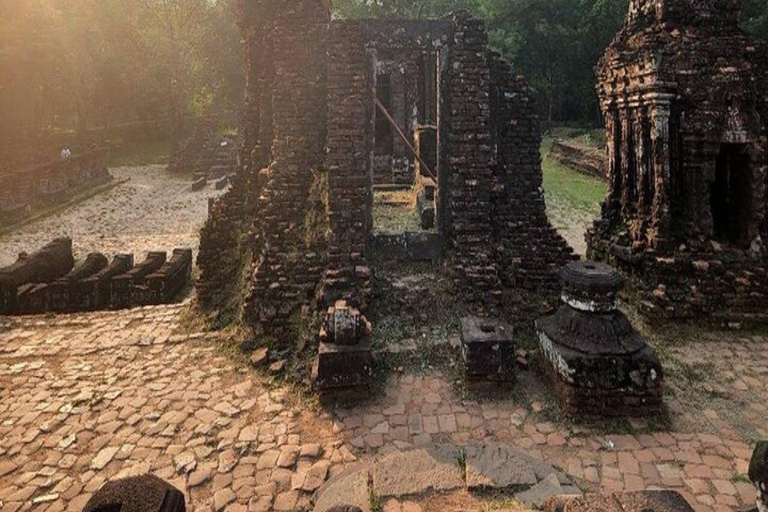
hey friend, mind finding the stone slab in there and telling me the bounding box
[465,443,571,490]
[544,491,696,512]
[313,465,371,512]
[372,444,464,498]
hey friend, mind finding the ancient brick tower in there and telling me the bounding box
[197,1,574,343]
[588,0,768,322]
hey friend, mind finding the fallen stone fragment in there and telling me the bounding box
[515,474,566,508]
[372,444,464,498]
[251,347,269,367]
[173,451,197,474]
[302,460,331,492]
[91,446,120,470]
[269,360,287,374]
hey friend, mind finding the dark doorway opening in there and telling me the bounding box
[375,72,394,156]
[710,143,751,246]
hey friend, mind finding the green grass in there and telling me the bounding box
[107,138,171,167]
[372,189,422,232]
[541,136,606,218]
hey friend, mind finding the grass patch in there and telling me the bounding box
[541,137,606,218]
[108,138,171,167]
[373,189,422,232]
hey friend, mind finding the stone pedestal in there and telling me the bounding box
[313,301,373,390]
[461,316,515,381]
[535,261,663,416]
[750,442,768,512]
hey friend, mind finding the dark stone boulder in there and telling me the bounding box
[82,474,185,512]
[749,441,768,511]
[0,237,74,314]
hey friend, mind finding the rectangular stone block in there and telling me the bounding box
[461,316,515,381]
[313,338,372,390]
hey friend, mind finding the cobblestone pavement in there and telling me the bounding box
[0,305,765,512]
[0,306,357,512]
[0,166,224,266]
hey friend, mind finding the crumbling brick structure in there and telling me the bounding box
[197,1,573,340]
[0,149,109,226]
[588,0,768,322]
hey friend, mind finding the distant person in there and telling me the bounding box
[60,147,71,162]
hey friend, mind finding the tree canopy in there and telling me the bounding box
[334,0,768,127]
[1,0,766,159]
[0,0,243,151]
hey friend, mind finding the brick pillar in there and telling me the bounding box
[247,0,329,339]
[444,11,501,302]
[322,21,374,310]
[650,102,672,248]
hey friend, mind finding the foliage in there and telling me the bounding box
[333,0,768,128]
[0,0,243,149]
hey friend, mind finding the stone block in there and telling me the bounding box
[82,254,134,311]
[0,238,74,315]
[417,189,435,230]
[372,444,464,498]
[111,252,166,309]
[214,175,229,190]
[191,177,207,191]
[139,249,193,305]
[460,317,515,381]
[313,338,372,390]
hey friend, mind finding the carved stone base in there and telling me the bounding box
[313,338,373,390]
[536,346,663,417]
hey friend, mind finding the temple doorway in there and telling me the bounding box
[710,143,752,246]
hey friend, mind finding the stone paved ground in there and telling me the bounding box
[0,304,765,512]
[0,166,224,266]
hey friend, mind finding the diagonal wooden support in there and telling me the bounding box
[375,98,437,182]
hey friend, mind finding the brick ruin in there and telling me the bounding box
[197,0,574,341]
[588,0,768,323]
[0,149,109,226]
[0,238,192,316]
[168,115,238,186]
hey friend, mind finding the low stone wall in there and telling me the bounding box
[0,149,110,226]
[548,139,606,179]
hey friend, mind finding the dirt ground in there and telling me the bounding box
[0,166,225,267]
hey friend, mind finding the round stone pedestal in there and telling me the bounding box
[535,261,663,416]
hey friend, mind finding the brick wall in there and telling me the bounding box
[488,53,574,291]
[443,12,501,301]
[245,0,330,338]
[321,21,374,311]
